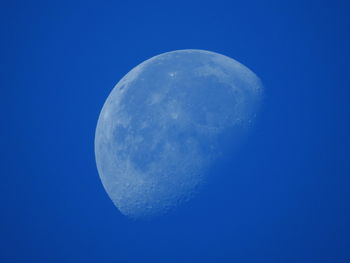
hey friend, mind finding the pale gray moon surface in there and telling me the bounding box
[95,49,263,219]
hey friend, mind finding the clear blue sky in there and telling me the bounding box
[1,0,350,262]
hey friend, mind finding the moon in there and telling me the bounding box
[95,49,263,219]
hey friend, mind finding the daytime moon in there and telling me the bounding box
[95,49,263,219]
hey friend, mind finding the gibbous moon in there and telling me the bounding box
[95,49,263,219]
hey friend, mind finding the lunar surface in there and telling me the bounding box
[95,49,263,219]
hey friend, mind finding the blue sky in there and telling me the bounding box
[1,0,350,262]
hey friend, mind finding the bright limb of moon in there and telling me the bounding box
[95,49,263,219]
